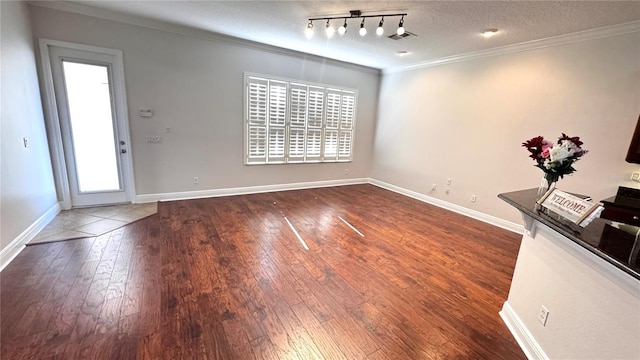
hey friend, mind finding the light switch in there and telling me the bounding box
[23,137,28,147]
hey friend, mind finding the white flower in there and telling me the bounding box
[549,144,572,163]
[560,139,582,154]
[559,140,577,154]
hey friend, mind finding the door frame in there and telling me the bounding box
[39,39,136,210]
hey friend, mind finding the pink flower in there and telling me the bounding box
[541,143,552,158]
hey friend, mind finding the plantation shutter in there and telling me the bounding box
[338,131,352,159]
[338,91,355,161]
[308,87,324,128]
[325,91,341,129]
[289,84,307,162]
[307,129,322,161]
[324,130,338,158]
[244,74,356,165]
[306,87,324,162]
[268,81,287,163]
[324,90,342,160]
[246,77,268,164]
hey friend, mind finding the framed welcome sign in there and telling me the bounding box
[537,189,604,227]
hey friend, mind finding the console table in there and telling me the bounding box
[498,188,640,360]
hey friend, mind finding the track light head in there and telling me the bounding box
[305,20,314,39]
[359,18,366,36]
[325,19,334,37]
[338,18,347,35]
[397,16,405,36]
[376,17,384,36]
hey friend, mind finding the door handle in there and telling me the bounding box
[121,149,127,154]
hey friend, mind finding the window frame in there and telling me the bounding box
[244,73,357,165]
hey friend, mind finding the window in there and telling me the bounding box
[244,74,357,164]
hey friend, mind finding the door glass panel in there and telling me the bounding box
[62,61,121,192]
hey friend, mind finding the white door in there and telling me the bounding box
[48,46,132,207]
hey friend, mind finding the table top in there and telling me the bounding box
[499,188,640,280]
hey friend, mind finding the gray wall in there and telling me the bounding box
[29,5,380,198]
[1,1,58,250]
[373,32,640,224]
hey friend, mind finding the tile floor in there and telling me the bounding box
[29,202,158,245]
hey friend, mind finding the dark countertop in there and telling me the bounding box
[601,195,640,211]
[499,188,640,280]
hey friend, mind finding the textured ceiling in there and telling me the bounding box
[39,1,640,70]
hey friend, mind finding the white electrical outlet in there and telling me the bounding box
[193,177,199,184]
[538,305,549,326]
[145,136,161,143]
[471,195,477,202]
[631,171,640,182]
[139,109,153,117]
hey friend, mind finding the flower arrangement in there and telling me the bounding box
[522,134,588,187]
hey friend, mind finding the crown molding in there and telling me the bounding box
[384,20,640,74]
[27,2,639,76]
[27,1,381,76]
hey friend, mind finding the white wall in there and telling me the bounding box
[0,1,58,250]
[373,32,640,225]
[29,5,380,198]
[504,222,640,359]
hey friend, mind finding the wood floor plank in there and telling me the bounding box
[290,302,349,360]
[250,335,280,360]
[270,301,325,359]
[1,184,525,359]
[321,317,369,360]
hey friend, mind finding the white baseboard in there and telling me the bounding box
[368,179,524,234]
[0,202,61,272]
[135,178,370,203]
[500,301,548,360]
[135,178,524,235]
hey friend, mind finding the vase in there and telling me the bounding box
[537,173,556,200]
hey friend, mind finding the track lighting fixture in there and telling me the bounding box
[376,17,384,36]
[305,10,407,39]
[397,16,405,36]
[338,18,347,35]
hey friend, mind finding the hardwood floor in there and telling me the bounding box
[1,184,525,359]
